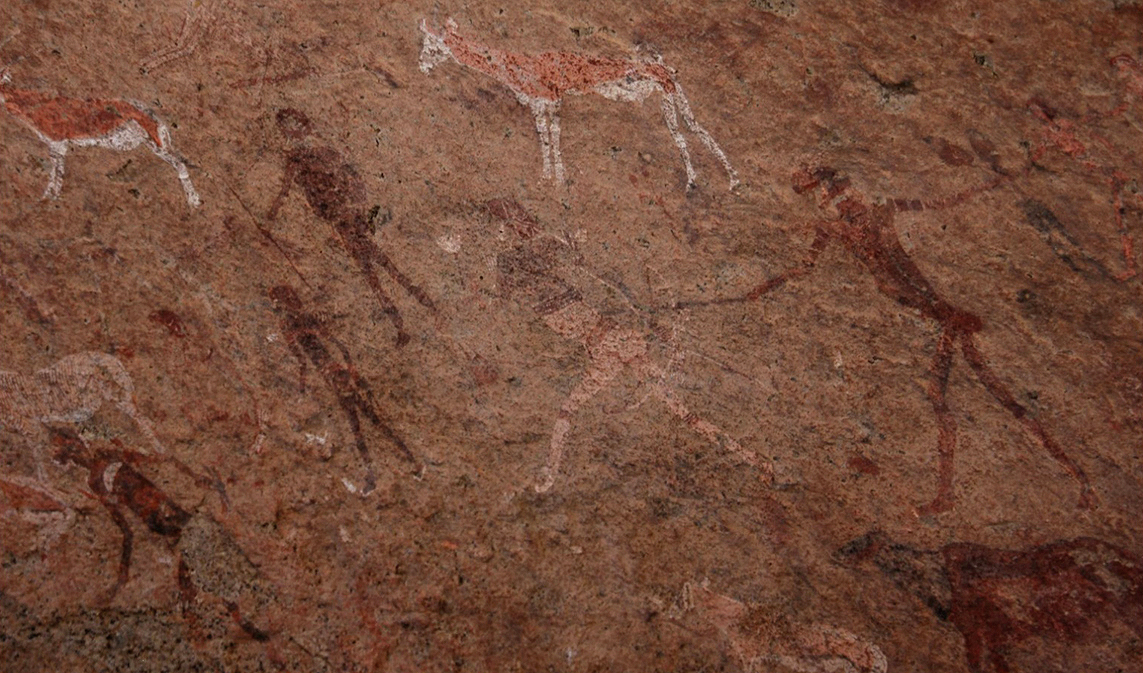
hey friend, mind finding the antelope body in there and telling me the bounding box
[0,69,200,206]
[419,18,738,189]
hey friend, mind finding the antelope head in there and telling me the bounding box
[418,18,455,74]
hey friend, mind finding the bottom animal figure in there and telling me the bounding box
[678,580,888,673]
[49,428,223,598]
[836,530,1143,673]
[268,285,418,495]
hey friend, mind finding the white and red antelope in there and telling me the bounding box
[419,18,739,190]
[0,352,165,480]
[0,68,200,206]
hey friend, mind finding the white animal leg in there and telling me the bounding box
[672,86,740,189]
[530,100,553,180]
[152,144,201,207]
[660,95,698,189]
[548,103,565,183]
[43,142,68,200]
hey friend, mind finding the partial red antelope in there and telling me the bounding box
[419,18,739,190]
[0,68,200,206]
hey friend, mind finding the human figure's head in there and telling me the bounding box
[268,285,302,311]
[276,108,313,141]
[792,166,852,207]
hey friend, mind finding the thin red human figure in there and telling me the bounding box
[267,108,435,347]
[488,201,766,492]
[0,67,200,206]
[419,18,738,190]
[1026,99,1139,280]
[690,167,1092,514]
[1109,54,1143,118]
[267,284,418,495]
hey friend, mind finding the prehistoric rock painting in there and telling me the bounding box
[268,108,435,347]
[0,472,78,551]
[678,580,887,673]
[837,531,1143,673]
[686,166,1094,514]
[139,0,252,73]
[46,428,283,660]
[48,428,224,598]
[0,1,1139,670]
[1025,98,1139,280]
[0,68,200,206]
[419,18,738,189]
[0,352,166,480]
[268,284,418,495]
[487,199,765,492]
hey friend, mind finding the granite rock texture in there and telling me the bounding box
[1,1,1141,671]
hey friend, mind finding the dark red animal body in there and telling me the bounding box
[838,531,1143,672]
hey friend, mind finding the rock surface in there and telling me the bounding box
[1,1,1141,671]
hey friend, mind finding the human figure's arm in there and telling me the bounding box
[266,160,297,222]
[674,223,834,310]
[281,329,309,393]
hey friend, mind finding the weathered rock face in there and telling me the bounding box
[1,0,1140,670]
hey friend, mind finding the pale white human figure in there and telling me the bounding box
[535,301,764,492]
[419,18,739,190]
[0,68,200,206]
[678,580,889,673]
[488,201,764,493]
[0,352,165,480]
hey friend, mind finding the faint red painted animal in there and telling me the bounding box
[836,530,1143,673]
[0,67,200,205]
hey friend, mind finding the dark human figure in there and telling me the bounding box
[49,428,279,662]
[267,108,435,347]
[691,167,1091,514]
[268,284,417,495]
[837,530,1143,673]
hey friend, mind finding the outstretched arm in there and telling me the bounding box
[266,161,296,222]
[673,224,833,309]
[895,173,1011,213]
[283,331,309,393]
